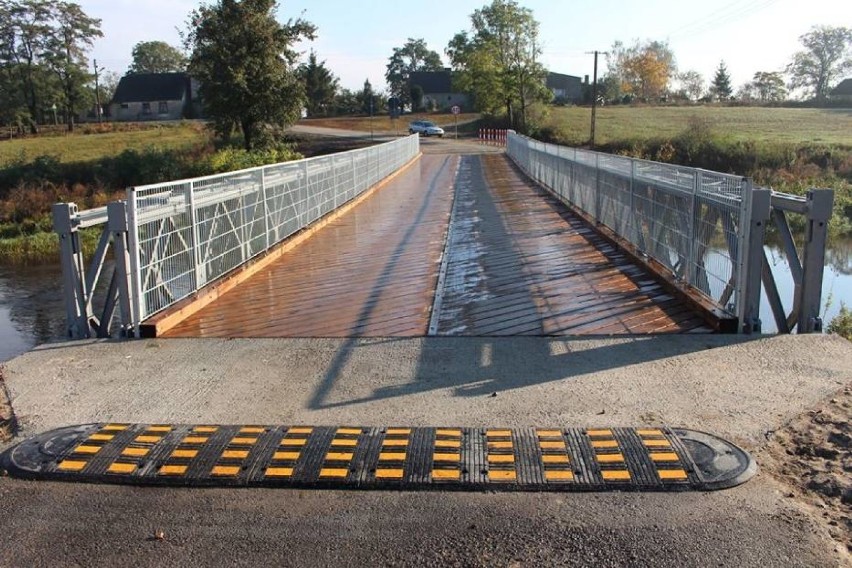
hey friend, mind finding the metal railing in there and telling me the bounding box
[53,135,420,338]
[506,132,834,333]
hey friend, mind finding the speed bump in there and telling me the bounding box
[0,424,755,491]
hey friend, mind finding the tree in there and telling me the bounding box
[677,70,704,101]
[446,0,551,132]
[128,40,187,74]
[751,71,786,102]
[41,1,102,132]
[298,50,338,117]
[607,40,676,101]
[409,84,424,111]
[786,25,852,100]
[385,38,443,108]
[709,61,732,101]
[359,78,381,115]
[184,0,316,150]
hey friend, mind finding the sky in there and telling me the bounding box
[81,0,852,93]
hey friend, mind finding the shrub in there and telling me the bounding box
[827,304,852,341]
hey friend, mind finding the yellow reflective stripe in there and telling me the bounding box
[182,436,209,445]
[381,439,409,447]
[542,454,570,464]
[435,440,460,448]
[135,435,162,444]
[221,450,249,459]
[265,467,293,477]
[122,447,149,457]
[375,469,404,479]
[435,429,461,437]
[386,428,411,435]
[170,449,198,459]
[272,451,300,461]
[325,452,354,461]
[330,439,357,447]
[545,470,574,481]
[88,434,114,442]
[107,462,137,474]
[489,470,517,481]
[601,470,631,481]
[281,438,307,446]
[287,427,313,434]
[433,453,460,462]
[637,429,664,437]
[658,469,688,480]
[591,440,619,449]
[586,429,613,437]
[488,454,515,463]
[379,452,407,461]
[230,437,258,445]
[539,441,566,450]
[650,452,680,462]
[336,428,361,435]
[487,441,513,449]
[73,445,101,455]
[159,465,187,476]
[147,426,172,433]
[211,465,240,476]
[240,427,265,434]
[102,424,128,431]
[596,453,625,463]
[432,469,460,480]
[536,429,562,437]
[193,426,218,433]
[57,460,87,472]
[643,439,671,448]
[486,429,512,437]
[319,468,348,478]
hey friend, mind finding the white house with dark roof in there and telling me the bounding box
[109,72,197,121]
[408,69,469,111]
[830,78,852,103]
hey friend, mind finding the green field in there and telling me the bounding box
[0,122,209,166]
[544,106,852,146]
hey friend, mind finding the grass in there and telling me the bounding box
[545,106,852,146]
[0,122,209,166]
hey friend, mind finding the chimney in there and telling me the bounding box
[584,75,590,85]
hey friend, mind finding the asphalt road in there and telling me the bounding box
[2,334,851,567]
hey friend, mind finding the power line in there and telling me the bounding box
[668,0,779,40]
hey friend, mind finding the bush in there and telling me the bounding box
[827,304,852,341]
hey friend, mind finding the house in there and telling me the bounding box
[109,72,197,122]
[829,78,852,103]
[546,72,583,103]
[408,69,469,111]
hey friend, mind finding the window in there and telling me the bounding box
[142,102,151,114]
[120,103,129,109]
[158,102,168,114]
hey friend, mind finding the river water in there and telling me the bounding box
[1,239,851,363]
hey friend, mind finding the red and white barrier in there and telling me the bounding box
[478,128,508,147]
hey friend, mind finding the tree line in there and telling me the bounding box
[599,26,851,105]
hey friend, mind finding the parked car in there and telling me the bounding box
[408,120,444,137]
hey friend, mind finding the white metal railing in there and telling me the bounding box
[53,135,420,338]
[506,132,833,333]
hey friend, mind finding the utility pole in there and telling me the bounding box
[93,59,105,123]
[586,50,607,148]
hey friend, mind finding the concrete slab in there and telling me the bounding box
[2,334,850,566]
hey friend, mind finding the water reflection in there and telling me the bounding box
[1,237,850,362]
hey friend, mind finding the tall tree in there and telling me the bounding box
[677,70,704,101]
[751,71,787,102]
[298,50,338,117]
[41,1,102,132]
[385,38,442,108]
[786,25,852,100]
[128,40,187,74]
[446,0,550,132]
[709,61,733,101]
[608,40,676,100]
[184,0,316,150]
[359,78,377,115]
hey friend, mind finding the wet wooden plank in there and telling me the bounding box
[163,154,458,337]
[432,154,712,335]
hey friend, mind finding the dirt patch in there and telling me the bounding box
[0,367,16,442]
[763,382,851,562]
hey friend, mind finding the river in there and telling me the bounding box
[1,239,851,363]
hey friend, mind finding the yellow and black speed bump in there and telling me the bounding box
[0,424,755,491]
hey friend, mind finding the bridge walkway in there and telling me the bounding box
[162,152,712,337]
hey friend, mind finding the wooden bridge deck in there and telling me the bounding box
[162,151,712,338]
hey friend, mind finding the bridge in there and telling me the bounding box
[52,132,833,340]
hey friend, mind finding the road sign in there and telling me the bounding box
[451,105,461,115]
